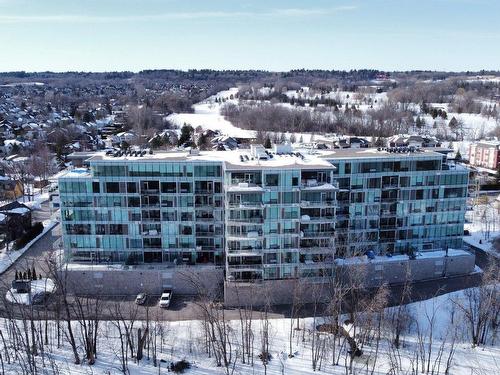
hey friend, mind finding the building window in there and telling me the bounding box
[105,182,120,193]
[265,174,279,186]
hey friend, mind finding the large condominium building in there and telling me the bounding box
[59,145,469,283]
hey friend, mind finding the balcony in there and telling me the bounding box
[141,203,161,208]
[227,264,263,271]
[195,215,218,222]
[195,189,216,195]
[226,183,264,193]
[299,261,334,270]
[142,217,161,222]
[300,200,336,208]
[141,189,160,194]
[227,217,264,224]
[195,203,216,209]
[382,184,399,190]
[196,230,223,236]
[227,202,264,209]
[300,182,338,191]
[301,231,335,238]
[226,232,263,241]
[299,247,334,254]
[300,215,335,223]
[142,230,161,237]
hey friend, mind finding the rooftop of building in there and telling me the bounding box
[314,146,452,160]
[59,145,463,179]
[473,140,500,148]
[86,144,337,170]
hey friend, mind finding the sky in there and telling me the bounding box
[0,0,499,72]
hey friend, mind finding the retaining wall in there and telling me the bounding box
[224,250,476,306]
[61,250,475,307]
[62,265,224,296]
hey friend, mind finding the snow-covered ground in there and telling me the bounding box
[464,194,500,258]
[0,288,497,374]
[0,219,57,274]
[285,87,389,111]
[17,190,50,210]
[167,88,256,139]
[420,112,499,140]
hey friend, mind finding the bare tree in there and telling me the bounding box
[452,262,499,347]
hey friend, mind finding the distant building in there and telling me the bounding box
[211,135,239,150]
[469,141,500,171]
[0,176,23,200]
[349,137,370,148]
[0,201,32,243]
[111,131,137,145]
[67,151,98,168]
[388,134,440,148]
[334,137,370,149]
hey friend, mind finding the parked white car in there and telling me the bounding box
[159,289,172,308]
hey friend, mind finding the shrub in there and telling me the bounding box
[169,359,191,373]
[14,222,44,250]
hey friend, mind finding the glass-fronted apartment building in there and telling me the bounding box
[323,148,468,257]
[59,145,468,282]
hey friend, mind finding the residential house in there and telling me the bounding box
[388,134,440,148]
[0,176,23,200]
[0,201,32,243]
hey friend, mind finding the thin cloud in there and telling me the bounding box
[0,6,358,24]
[272,5,358,17]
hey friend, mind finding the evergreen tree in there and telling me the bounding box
[422,102,429,114]
[449,117,459,135]
[178,124,194,146]
[27,269,31,280]
[197,132,209,150]
[431,108,438,119]
[150,136,163,149]
[415,116,423,128]
[455,149,462,161]
[264,136,272,149]
[32,267,37,280]
[374,137,385,147]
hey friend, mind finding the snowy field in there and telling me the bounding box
[0,287,498,375]
[166,88,256,139]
